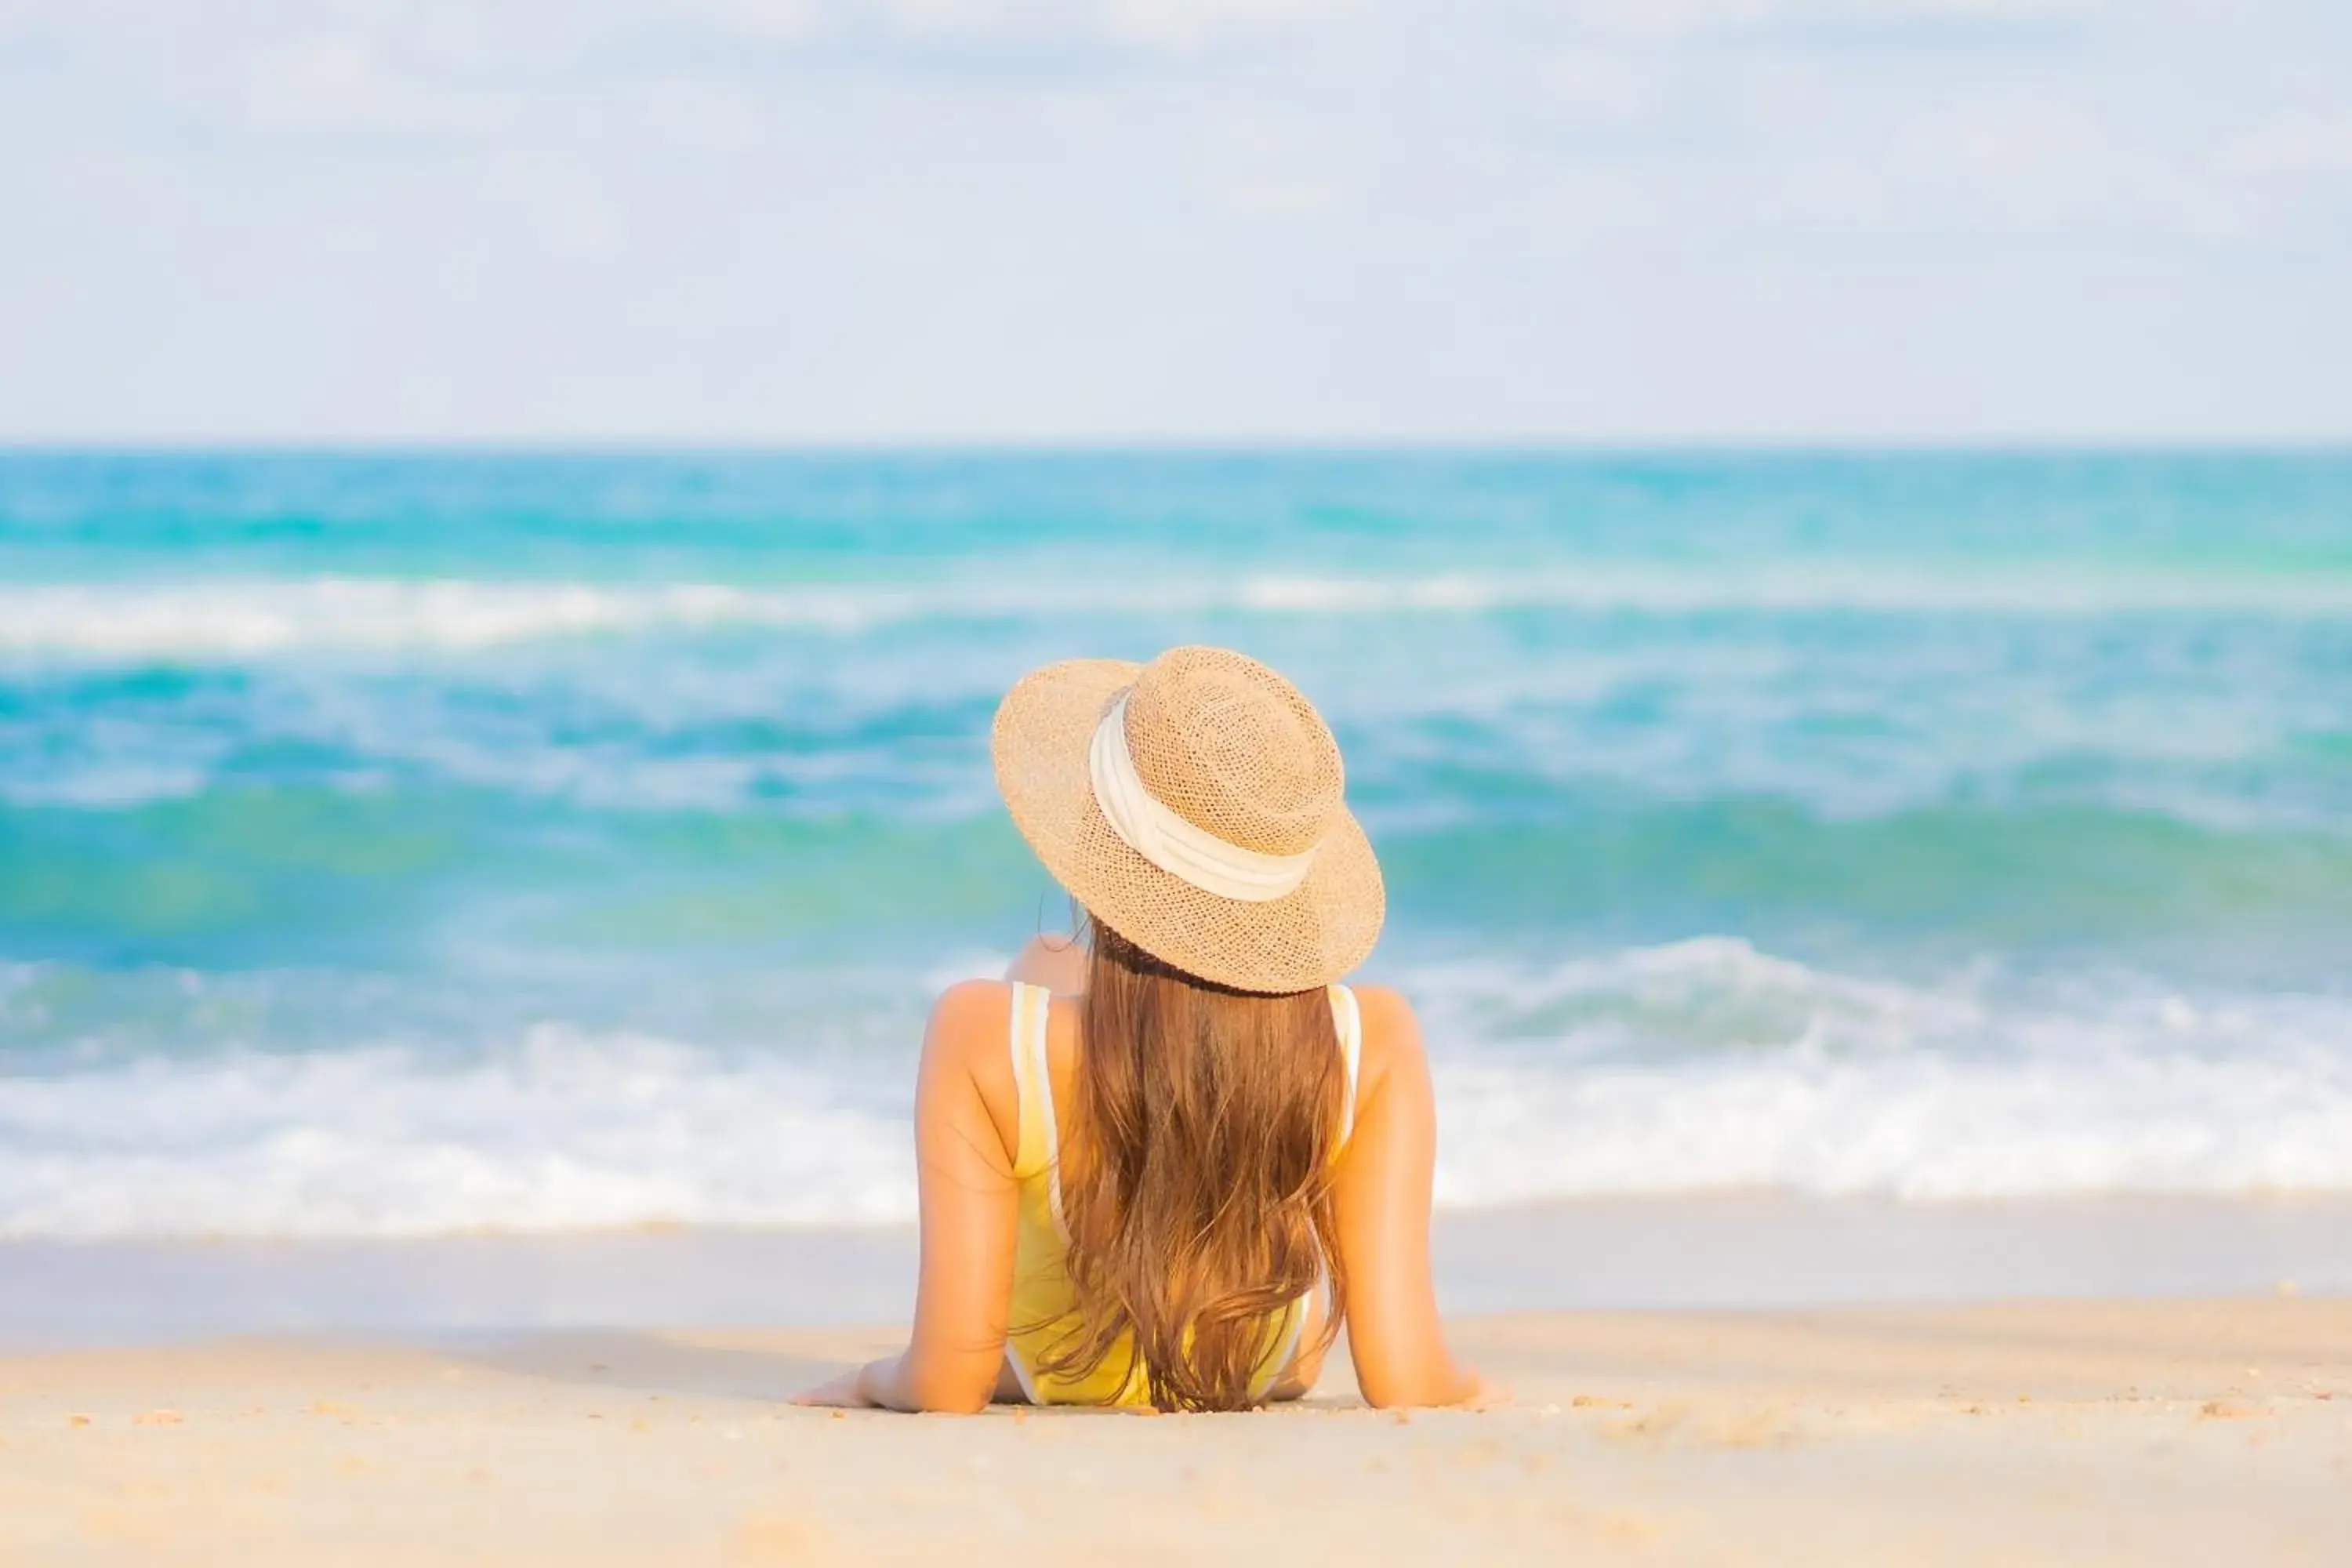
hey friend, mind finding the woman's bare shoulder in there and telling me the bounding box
[1345,983,1428,1094]
[929,977,1013,1040]
[923,980,1021,1160]
[1004,933,1088,994]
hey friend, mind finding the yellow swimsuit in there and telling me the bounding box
[1000,980,1364,1408]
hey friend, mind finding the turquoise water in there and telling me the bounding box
[2,451,2349,1234]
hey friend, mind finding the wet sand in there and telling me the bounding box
[4,1297,2347,1565]
[7,1192,2350,1346]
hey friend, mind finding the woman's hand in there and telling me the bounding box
[1450,1367,1511,1410]
[791,1359,888,1409]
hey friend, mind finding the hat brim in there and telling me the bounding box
[991,658,1385,995]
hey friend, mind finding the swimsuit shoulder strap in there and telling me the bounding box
[1005,982,1048,1181]
[1005,982,1066,1230]
[1327,983,1364,1145]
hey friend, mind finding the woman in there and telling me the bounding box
[794,646,1485,1413]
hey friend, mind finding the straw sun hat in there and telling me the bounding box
[991,645,1384,995]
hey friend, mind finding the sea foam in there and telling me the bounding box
[4,942,2348,1238]
[9,568,2352,659]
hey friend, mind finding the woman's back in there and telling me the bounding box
[994,974,1362,1407]
[883,955,1465,1414]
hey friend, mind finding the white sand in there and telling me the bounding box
[4,1298,2347,1565]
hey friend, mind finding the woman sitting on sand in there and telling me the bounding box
[795,647,1486,1414]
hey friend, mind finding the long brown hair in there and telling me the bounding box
[1034,918,1349,1412]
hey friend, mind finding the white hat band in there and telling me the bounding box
[1087,693,1319,903]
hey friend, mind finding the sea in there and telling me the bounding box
[2,450,2348,1239]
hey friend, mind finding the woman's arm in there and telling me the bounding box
[793,982,1019,1414]
[1330,986,1490,1409]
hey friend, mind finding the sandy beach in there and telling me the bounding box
[4,1294,2346,1566]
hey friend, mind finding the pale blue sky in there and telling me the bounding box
[4,1,2348,442]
